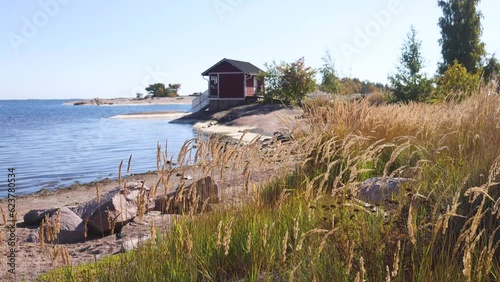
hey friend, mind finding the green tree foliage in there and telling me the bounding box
[168,83,182,94]
[145,83,181,98]
[259,57,316,105]
[146,83,166,97]
[319,50,340,94]
[482,55,500,83]
[438,0,485,74]
[388,26,433,103]
[437,60,481,101]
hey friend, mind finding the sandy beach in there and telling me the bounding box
[0,103,302,280]
[110,111,189,119]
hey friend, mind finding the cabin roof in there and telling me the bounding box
[201,58,263,76]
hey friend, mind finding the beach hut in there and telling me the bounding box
[199,58,265,111]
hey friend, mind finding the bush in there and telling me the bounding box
[366,92,385,106]
[259,57,316,105]
[437,60,481,102]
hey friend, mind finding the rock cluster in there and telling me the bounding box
[22,177,220,245]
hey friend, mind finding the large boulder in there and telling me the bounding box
[30,207,85,244]
[46,207,85,244]
[75,182,153,234]
[23,208,58,225]
[357,177,411,205]
[154,176,219,214]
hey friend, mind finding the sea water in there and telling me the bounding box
[0,100,195,197]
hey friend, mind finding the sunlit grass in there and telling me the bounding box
[41,89,500,281]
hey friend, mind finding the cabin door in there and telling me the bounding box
[209,74,218,97]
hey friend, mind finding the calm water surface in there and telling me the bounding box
[0,100,195,197]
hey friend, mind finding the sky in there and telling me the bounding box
[0,0,499,99]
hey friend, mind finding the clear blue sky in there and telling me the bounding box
[1,0,499,99]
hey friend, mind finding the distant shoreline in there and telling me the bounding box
[110,110,189,119]
[63,96,195,106]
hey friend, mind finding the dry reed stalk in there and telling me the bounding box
[355,256,366,282]
[383,140,412,178]
[127,154,132,174]
[316,229,337,261]
[289,262,301,281]
[293,210,301,247]
[216,220,223,249]
[276,189,289,213]
[262,223,269,249]
[84,219,88,241]
[137,185,147,219]
[0,207,6,226]
[54,208,61,240]
[345,240,355,276]
[106,208,118,236]
[295,229,329,252]
[223,217,235,256]
[391,240,401,277]
[118,159,123,188]
[184,226,193,259]
[281,230,288,263]
[246,231,252,254]
[385,265,391,282]
[484,225,500,277]
[156,143,162,172]
[39,219,45,247]
[61,247,70,266]
[43,214,53,243]
[407,202,416,245]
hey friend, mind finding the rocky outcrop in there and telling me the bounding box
[75,182,153,234]
[154,176,219,214]
[22,178,220,244]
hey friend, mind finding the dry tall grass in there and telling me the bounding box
[41,89,500,281]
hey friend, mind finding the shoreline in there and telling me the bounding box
[5,103,298,200]
[63,96,195,106]
[110,110,188,119]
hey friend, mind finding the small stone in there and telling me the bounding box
[121,236,151,253]
[26,232,40,243]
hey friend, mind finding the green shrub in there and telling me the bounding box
[437,60,481,102]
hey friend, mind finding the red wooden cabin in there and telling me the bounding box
[201,58,264,111]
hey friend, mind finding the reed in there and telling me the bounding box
[41,88,500,281]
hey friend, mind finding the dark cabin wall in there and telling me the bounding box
[219,73,245,98]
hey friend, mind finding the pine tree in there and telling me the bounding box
[388,26,433,102]
[437,0,485,74]
[319,50,340,94]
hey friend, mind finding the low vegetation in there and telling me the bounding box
[40,87,499,281]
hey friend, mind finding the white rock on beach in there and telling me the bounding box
[120,235,151,253]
